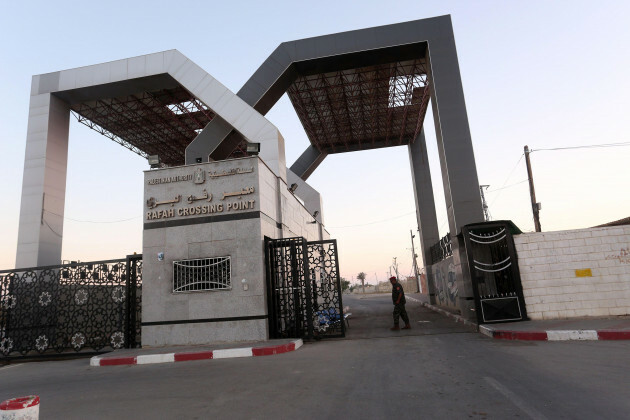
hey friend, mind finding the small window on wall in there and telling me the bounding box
[173,257,231,292]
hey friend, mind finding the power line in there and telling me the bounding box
[489,153,524,207]
[327,211,416,229]
[486,179,528,193]
[531,141,630,152]
[44,209,141,224]
[43,218,63,238]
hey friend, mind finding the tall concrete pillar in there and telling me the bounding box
[289,145,327,181]
[15,91,70,268]
[408,129,439,304]
[426,20,485,318]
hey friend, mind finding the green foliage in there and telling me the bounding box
[341,278,350,291]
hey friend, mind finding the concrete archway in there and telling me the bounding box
[16,16,484,320]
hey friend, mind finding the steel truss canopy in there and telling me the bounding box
[57,75,250,167]
[53,20,434,165]
[71,85,212,166]
[287,59,430,153]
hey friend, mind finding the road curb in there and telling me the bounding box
[90,339,303,367]
[479,326,630,341]
[408,297,477,329]
[412,297,630,341]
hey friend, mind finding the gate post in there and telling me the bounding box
[263,237,277,339]
[334,240,345,337]
[125,254,140,349]
[130,256,137,348]
[302,242,313,341]
[124,257,131,349]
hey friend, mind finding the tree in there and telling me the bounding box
[341,278,350,292]
[357,272,367,293]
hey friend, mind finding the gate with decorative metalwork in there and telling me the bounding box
[0,255,142,361]
[462,222,527,323]
[264,237,344,340]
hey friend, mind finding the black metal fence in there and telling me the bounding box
[265,237,344,340]
[430,233,452,264]
[0,255,142,361]
[308,240,345,339]
[265,237,311,339]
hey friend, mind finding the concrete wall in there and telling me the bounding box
[278,178,321,241]
[142,158,265,346]
[257,157,322,242]
[142,157,327,346]
[352,284,377,294]
[374,278,419,294]
[515,226,630,320]
[430,257,458,311]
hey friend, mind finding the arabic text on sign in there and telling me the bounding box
[147,195,181,209]
[187,189,212,204]
[209,167,254,179]
[221,186,255,200]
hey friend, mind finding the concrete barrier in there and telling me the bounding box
[0,395,39,419]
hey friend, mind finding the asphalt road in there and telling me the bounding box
[1,293,629,419]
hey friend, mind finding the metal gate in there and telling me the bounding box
[0,255,142,362]
[462,222,527,323]
[264,237,344,340]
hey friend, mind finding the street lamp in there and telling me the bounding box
[148,155,161,168]
[246,143,260,155]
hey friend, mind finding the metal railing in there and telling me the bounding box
[0,255,141,361]
[429,233,453,264]
[173,256,231,293]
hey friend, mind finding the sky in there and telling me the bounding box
[1,0,629,285]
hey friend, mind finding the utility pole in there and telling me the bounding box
[524,145,542,232]
[409,230,421,292]
[479,185,491,222]
[392,257,399,279]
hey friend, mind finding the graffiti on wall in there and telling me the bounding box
[432,259,458,308]
[606,247,630,264]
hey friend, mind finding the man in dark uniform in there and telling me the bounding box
[390,276,410,330]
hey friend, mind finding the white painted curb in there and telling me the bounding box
[546,330,598,341]
[90,339,304,366]
[137,353,175,364]
[478,325,493,338]
[213,347,253,359]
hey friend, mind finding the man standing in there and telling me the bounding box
[390,276,410,330]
